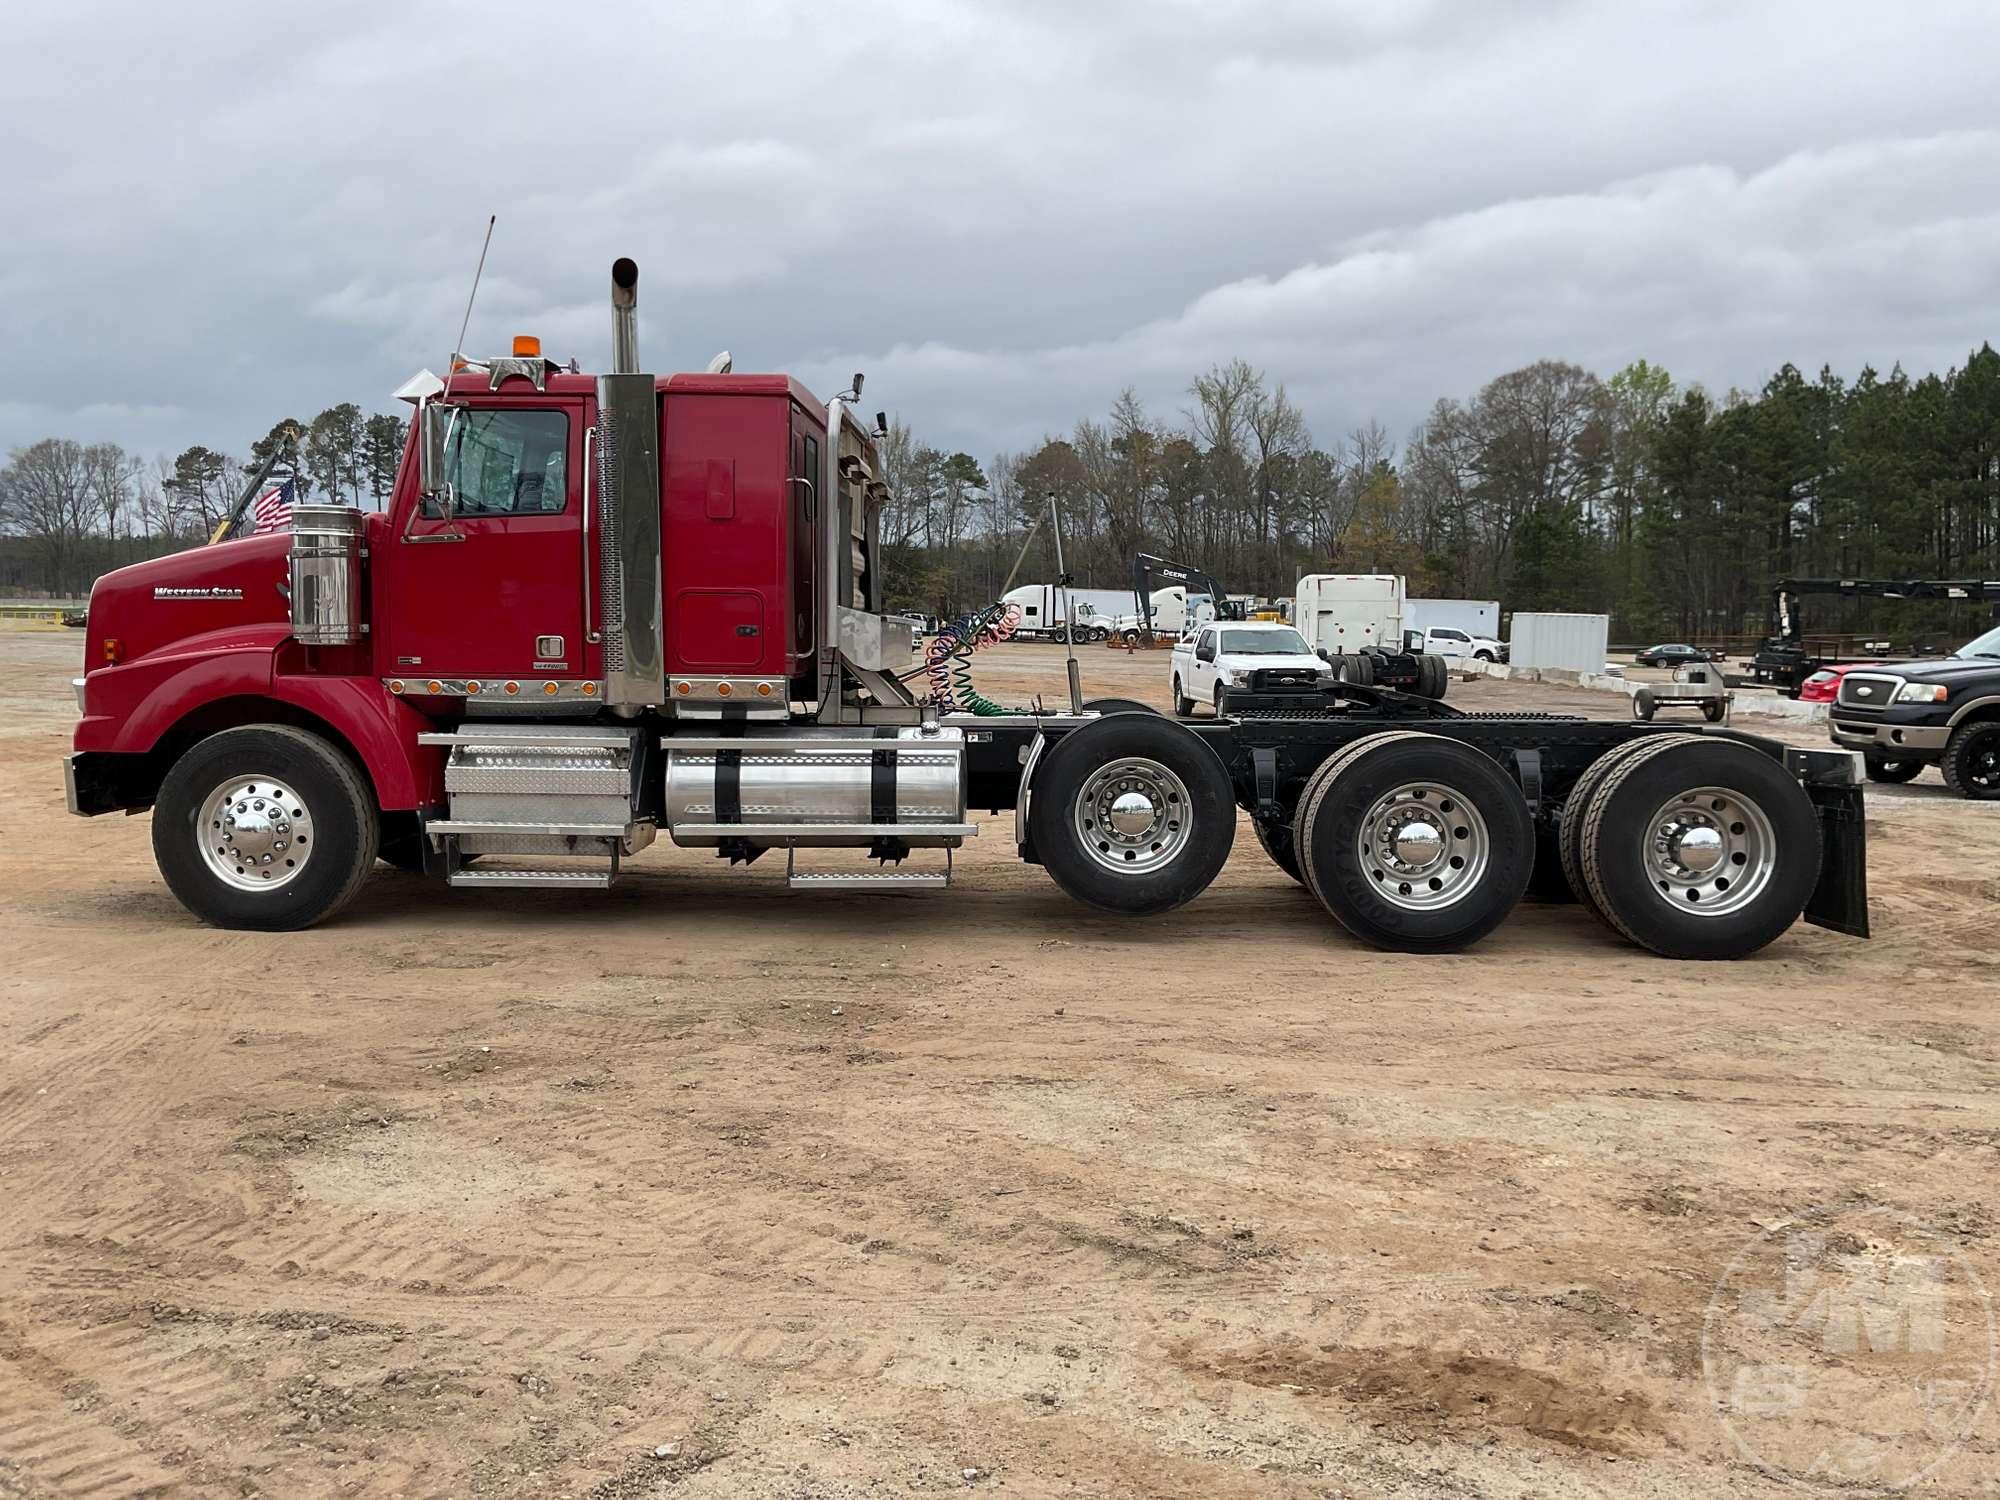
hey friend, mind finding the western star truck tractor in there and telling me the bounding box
[65,259,1869,958]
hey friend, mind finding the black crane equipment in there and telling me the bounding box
[1129,553,1241,642]
[1751,577,2000,694]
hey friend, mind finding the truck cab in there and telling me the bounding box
[1827,624,2000,797]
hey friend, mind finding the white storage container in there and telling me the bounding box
[1509,612,1609,674]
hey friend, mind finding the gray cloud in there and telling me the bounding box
[4,0,1997,467]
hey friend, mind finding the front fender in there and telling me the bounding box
[73,627,285,755]
[73,630,443,813]
[270,673,444,811]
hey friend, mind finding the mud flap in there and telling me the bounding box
[1802,779,1870,938]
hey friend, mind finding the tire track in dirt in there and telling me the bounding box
[0,1324,198,1498]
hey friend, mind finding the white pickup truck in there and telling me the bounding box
[1170,621,1332,716]
[1417,625,1506,663]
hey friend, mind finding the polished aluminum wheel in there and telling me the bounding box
[1357,781,1489,910]
[197,775,315,892]
[1072,756,1192,874]
[1644,785,1774,916]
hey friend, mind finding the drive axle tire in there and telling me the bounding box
[1083,697,1158,717]
[1333,652,1375,688]
[152,725,379,931]
[1172,676,1195,715]
[1573,738,1820,959]
[1416,653,1448,700]
[1556,734,1682,924]
[1941,721,2000,800]
[1294,731,1534,952]
[1862,754,1924,785]
[1028,713,1236,915]
[1253,818,1304,885]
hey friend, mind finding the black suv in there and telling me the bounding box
[1827,625,2000,797]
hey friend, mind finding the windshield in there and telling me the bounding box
[1221,628,1310,654]
[1952,624,2000,660]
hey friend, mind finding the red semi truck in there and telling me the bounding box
[65,259,1870,958]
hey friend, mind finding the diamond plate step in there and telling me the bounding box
[786,869,950,891]
[449,868,615,890]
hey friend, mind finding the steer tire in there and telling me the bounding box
[1294,731,1533,952]
[1574,737,1820,959]
[1027,713,1236,915]
[1557,734,1682,925]
[1940,721,2000,800]
[153,724,379,931]
[1862,754,1925,785]
[1253,818,1305,885]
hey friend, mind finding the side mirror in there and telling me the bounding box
[850,371,865,399]
[418,403,458,520]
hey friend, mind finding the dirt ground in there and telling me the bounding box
[3,624,1999,1499]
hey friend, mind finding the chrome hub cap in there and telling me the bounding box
[1359,782,1489,910]
[197,776,314,892]
[1074,757,1191,874]
[1645,787,1774,916]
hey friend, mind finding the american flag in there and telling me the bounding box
[250,475,297,535]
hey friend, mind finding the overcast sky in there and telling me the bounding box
[5,0,1997,469]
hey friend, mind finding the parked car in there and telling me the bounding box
[1634,643,1721,668]
[1798,663,1865,703]
[1829,624,2000,795]
[1170,621,1331,716]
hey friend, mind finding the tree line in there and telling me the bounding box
[9,345,1998,648]
[0,406,405,598]
[881,345,2000,645]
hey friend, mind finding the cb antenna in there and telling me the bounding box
[451,215,497,367]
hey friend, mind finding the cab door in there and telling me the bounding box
[389,401,587,681]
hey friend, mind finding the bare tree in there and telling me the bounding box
[1,439,102,596]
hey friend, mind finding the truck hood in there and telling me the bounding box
[1218,652,1329,676]
[1879,656,2000,685]
[85,532,291,670]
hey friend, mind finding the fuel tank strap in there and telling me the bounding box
[715,749,742,823]
[870,744,896,823]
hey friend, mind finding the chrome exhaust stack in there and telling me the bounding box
[610,257,640,375]
[596,257,664,708]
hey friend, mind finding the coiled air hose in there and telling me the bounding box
[917,601,1024,715]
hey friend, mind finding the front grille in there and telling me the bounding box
[1837,672,1901,710]
[1247,667,1322,692]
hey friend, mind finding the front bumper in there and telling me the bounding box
[1829,713,1950,755]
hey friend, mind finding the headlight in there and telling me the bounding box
[1895,682,1948,703]
[1225,668,1249,685]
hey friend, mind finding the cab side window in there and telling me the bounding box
[432,409,569,517]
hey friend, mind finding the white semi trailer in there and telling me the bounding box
[998,585,1135,640]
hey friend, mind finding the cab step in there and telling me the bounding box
[784,847,952,892]
[449,867,616,890]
